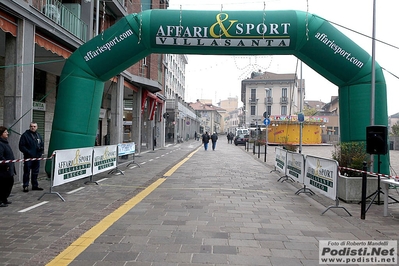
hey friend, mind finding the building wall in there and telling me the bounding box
[0,0,169,181]
[242,72,302,128]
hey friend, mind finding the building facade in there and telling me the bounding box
[241,71,304,129]
[163,54,200,143]
[0,0,169,180]
[189,100,223,135]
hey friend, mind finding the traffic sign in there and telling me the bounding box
[263,118,270,125]
[298,113,304,123]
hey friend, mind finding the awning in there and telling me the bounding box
[141,90,164,120]
[0,10,17,37]
[35,33,72,59]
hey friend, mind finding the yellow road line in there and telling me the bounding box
[46,147,200,266]
[46,178,165,266]
[163,147,200,177]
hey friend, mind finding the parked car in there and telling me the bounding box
[234,134,249,146]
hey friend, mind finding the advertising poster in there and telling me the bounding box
[286,151,305,183]
[93,145,117,175]
[304,155,338,200]
[274,147,287,173]
[117,142,135,156]
[53,147,93,187]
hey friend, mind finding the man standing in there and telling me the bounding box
[202,131,210,151]
[211,132,218,151]
[19,122,44,192]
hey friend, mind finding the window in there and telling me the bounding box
[266,88,272,97]
[281,106,287,115]
[250,105,256,115]
[267,106,271,116]
[141,0,151,10]
[282,88,287,98]
[250,88,256,102]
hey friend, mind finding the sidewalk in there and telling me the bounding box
[0,140,398,265]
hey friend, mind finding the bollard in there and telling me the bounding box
[360,161,367,219]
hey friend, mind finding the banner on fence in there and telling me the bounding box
[117,142,135,156]
[93,145,117,175]
[286,151,305,183]
[53,147,93,187]
[304,155,338,200]
[274,147,287,173]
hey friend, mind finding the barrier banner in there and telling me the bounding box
[118,142,135,156]
[53,147,93,187]
[286,151,305,183]
[304,155,338,200]
[93,145,117,175]
[274,147,287,173]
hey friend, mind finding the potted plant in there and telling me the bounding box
[331,141,377,202]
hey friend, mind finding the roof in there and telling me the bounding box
[189,100,225,112]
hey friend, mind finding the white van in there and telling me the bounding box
[236,128,249,136]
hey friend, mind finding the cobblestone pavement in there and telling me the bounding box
[0,141,398,266]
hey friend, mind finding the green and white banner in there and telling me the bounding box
[304,155,338,200]
[286,151,305,183]
[53,147,93,187]
[274,147,287,174]
[93,145,117,175]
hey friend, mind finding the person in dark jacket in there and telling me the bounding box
[211,132,218,151]
[201,132,210,151]
[19,122,44,192]
[0,126,16,207]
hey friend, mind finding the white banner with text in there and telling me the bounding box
[53,147,93,187]
[274,147,287,174]
[93,145,117,175]
[304,155,338,200]
[286,151,305,183]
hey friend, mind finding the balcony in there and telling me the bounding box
[249,98,258,104]
[265,97,273,104]
[280,97,288,104]
[33,0,88,42]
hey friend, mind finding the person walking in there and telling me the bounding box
[0,127,16,207]
[19,122,44,192]
[211,132,218,151]
[202,131,210,151]
[227,132,234,144]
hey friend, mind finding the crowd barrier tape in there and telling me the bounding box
[0,152,55,164]
[339,166,399,182]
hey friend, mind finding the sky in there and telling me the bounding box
[167,0,399,115]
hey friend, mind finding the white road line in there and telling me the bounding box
[66,187,85,194]
[96,178,108,183]
[140,162,146,165]
[149,159,153,162]
[18,201,49,213]
[155,157,160,159]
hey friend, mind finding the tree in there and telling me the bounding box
[391,122,399,136]
[302,106,318,116]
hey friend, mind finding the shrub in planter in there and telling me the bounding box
[283,143,297,152]
[331,141,370,176]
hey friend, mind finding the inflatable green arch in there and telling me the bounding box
[47,10,389,174]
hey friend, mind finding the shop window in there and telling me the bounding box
[34,68,46,102]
